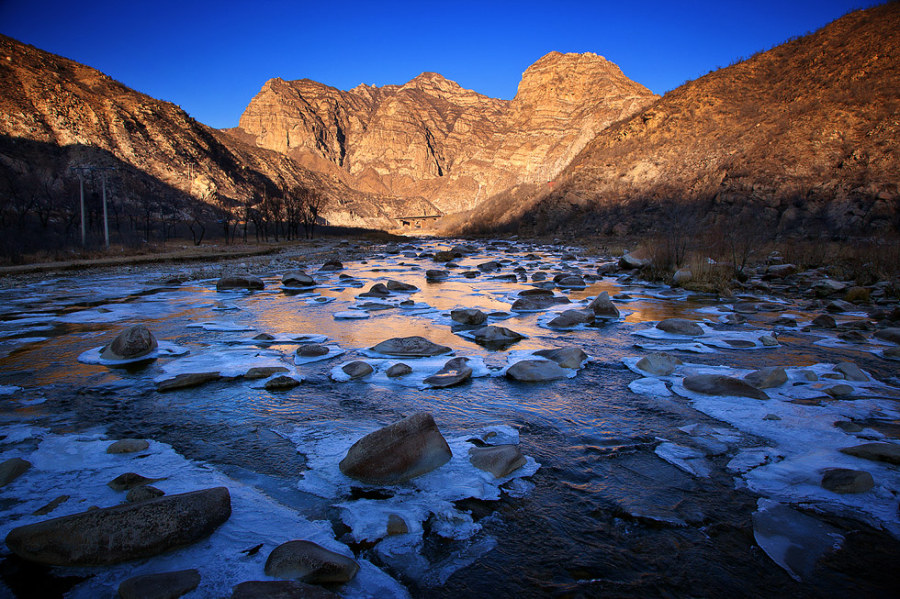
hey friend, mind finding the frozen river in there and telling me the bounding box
[1,239,898,598]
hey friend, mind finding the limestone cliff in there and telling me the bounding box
[234,52,657,213]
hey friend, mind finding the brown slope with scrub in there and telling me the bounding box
[0,34,427,230]
[467,3,900,239]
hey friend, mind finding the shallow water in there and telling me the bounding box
[1,240,899,598]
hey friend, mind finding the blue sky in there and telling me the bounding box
[0,0,879,128]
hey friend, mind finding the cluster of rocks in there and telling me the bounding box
[1,437,373,598]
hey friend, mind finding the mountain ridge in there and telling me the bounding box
[464,3,900,238]
[233,51,657,213]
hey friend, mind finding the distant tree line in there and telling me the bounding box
[0,159,328,263]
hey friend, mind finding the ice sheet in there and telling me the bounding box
[0,428,409,598]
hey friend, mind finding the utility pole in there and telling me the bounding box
[70,165,117,248]
[101,170,109,247]
[77,171,86,246]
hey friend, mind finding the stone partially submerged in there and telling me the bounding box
[282,272,315,287]
[635,352,682,376]
[533,347,588,369]
[506,359,568,382]
[339,413,452,484]
[5,487,231,566]
[370,336,452,357]
[264,540,359,584]
[423,357,473,388]
[682,374,769,400]
[656,318,704,336]
[118,569,201,599]
[468,445,526,478]
[588,292,620,320]
[99,325,158,362]
[469,326,525,349]
[216,276,264,291]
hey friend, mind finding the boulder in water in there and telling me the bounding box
[5,487,231,566]
[264,540,359,583]
[820,468,874,494]
[451,308,487,326]
[506,359,568,382]
[682,374,769,400]
[156,372,221,391]
[744,367,788,389]
[342,361,373,379]
[873,327,900,344]
[0,458,31,487]
[360,283,391,298]
[548,310,594,328]
[470,326,525,349]
[618,253,648,269]
[318,260,343,272]
[282,272,315,287]
[839,442,900,465]
[635,352,682,376]
[370,336,452,357]
[118,569,200,599]
[265,375,301,391]
[656,318,704,336]
[296,344,330,358]
[423,357,472,388]
[386,280,418,292]
[216,276,264,291]
[339,413,452,484]
[100,325,158,361]
[588,292,619,319]
[106,439,150,454]
[385,363,412,378]
[533,347,588,369]
[468,445,527,478]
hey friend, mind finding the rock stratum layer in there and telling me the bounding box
[467,3,900,237]
[234,52,657,213]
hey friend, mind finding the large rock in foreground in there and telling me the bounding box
[370,336,451,357]
[682,375,769,400]
[339,413,452,484]
[5,487,231,566]
[100,324,158,361]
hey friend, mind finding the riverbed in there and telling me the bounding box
[1,239,898,598]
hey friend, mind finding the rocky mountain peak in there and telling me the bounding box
[235,52,657,213]
[514,51,653,109]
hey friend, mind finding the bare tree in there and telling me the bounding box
[299,187,327,239]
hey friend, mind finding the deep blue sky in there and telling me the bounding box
[0,0,879,128]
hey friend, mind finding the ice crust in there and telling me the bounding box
[0,427,409,598]
[288,421,538,586]
[623,355,900,537]
[77,340,189,366]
